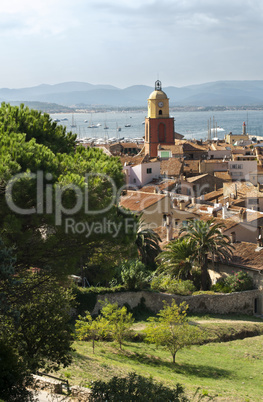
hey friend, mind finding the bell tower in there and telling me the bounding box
[144,80,175,157]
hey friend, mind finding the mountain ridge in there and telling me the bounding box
[1,80,263,107]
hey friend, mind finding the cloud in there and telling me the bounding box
[0,0,263,87]
[0,0,80,36]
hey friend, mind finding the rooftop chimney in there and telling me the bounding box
[222,205,227,219]
[163,213,173,242]
[239,208,247,222]
[179,200,186,211]
[230,231,236,243]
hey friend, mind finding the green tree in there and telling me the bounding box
[0,239,75,399]
[156,237,196,280]
[0,271,75,373]
[144,300,203,364]
[0,103,136,277]
[99,300,134,349]
[0,102,76,154]
[0,340,34,402]
[135,221,161,269]
[75,312,106,353]
[180,218,233,291]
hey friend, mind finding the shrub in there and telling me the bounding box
[225,271,254,292]
[131,297,155,321]
[211,271,254,293]
[167,279,196,295]
[151,274,196,295]
[73,285,126,315]
[211,281,231,293]
[119,260,151,290]
[150,273,168,292]
[89,372,189,401]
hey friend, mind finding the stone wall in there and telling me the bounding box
[91,289,262,316]
[32,374,63,394]
[32,375,91,401]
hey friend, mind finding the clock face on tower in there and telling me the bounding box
[158,101,164,107]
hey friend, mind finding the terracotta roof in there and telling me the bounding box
[120,154,157,167]
[140,180,178,194]
[121,143,143,149]
[202,189,224,201]
[160,158,183,176]
[229,242,263,271]
[159,144,184,155]
[119,191,166,212]
[183,142,209,152]
[223,182,263,199]
[214,172,232,181]
[187,173,210,183]
[174,132,184,140]
[183,160,200,174]
[209,143,232,151]
[120,155,145,166]
[199,208,263,228]
[198,214,238,232]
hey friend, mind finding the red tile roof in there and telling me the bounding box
[119,191,166,212]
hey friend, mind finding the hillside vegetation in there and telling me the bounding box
[57,314,263,401]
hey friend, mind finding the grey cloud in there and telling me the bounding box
[90,0,263,32]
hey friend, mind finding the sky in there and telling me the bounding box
[1,0,263,89]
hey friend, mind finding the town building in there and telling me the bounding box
[121,155,161,188]
[225,122,250,144]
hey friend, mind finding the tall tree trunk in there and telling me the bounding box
[201,254,209,291]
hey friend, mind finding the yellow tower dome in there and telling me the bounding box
[148,89,168,100]
[147,80,169,118]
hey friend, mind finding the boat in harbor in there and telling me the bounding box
[71,114,77,128]
[211,127,225,133]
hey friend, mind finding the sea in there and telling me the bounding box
[50,109,263,142]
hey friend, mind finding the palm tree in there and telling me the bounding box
[156,237,195,280]
[135,220,161,269]
[179,218,233,290]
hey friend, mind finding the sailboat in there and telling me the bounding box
[104,114,109,129]
[88,113,98,128]
[71,114,77,128]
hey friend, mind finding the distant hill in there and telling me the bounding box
[8,101,74,113]
[2,80,263,107]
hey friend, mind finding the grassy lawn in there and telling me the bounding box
[57,315,263,401]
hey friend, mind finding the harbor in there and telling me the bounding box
[50,109,263,143]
